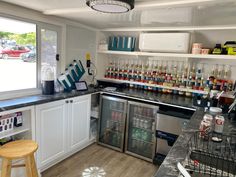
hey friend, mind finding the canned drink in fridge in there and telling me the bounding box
[106,120,110,129]
[136,117,140,128]
[144,119,148,129]
[133,117,137,127]
[111,111,115,120]
[214,115,224,134]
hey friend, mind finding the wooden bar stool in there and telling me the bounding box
[0,140,38,177]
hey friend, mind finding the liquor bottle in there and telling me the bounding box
[114,61,118,79]
[224,65,231,79]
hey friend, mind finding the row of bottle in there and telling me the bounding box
[106,120,123,132]
[110,111,124,122]
[130,139,153,156]
[103,130,121,146]
[133,116,155,131]
[133,106,155,118]
[104,59,234,93]
[131,128,155,142]
[110,101,124,111]
[105,59,231,80]
[57,59,85,91]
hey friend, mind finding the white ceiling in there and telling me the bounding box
[2,0,236,29]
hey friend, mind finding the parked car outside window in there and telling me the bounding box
[0,45,30,59]
[20,48,36,62]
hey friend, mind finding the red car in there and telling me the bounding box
[0,46,30,59]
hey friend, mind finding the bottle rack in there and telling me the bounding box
[101,78,208,95]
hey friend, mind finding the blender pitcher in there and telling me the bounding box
[41,65,55,95]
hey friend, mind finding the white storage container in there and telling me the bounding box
[139,33,190,53]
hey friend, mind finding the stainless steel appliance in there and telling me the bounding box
[155,104,194,164]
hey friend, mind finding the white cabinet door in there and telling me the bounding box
[69,95,91,151]
[36,100,67,169]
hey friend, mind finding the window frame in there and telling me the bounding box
[0,14,61,100]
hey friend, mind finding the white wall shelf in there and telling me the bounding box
[0,126,30,140]
[101,25,236,32]
[98,50,236,60]
[100,78,208,95]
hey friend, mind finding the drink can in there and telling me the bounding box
[136,117,140,128]
[111,111,115,120]
[203,114,213,124]
[133,117,136,127]
[214,115,224,133]
[199,120,211,139]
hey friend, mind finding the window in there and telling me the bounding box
[0,17,37,93]
[0,16,61,99]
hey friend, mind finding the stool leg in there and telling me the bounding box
[30,154,38,177]
[25,156,33,177]
[1,158,11,177]
[25,154,38,177]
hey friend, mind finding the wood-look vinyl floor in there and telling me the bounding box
[42,143,158,177]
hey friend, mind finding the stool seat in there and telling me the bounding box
[0,140,38,159]
[0,140,39,177]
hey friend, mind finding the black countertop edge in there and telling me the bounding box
[0,88,100,112]
[100,89,196,111]
[0,88,196,113]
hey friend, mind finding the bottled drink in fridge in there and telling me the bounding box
[143,131,148,141]
[144,119,148,129]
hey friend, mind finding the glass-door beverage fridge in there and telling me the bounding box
[98,96,127,151]
[125,101,158,162]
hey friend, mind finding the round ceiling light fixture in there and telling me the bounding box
[86,0,135,13]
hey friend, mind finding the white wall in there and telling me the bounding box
[65,25,97,84]
[65,25,96,67]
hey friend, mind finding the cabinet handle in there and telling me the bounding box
[65,100,69,103]
[70,100,73,103]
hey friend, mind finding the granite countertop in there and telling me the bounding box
[154,109,236,177]
[0,87,195,113]
[101,88,196,110]
[0,87,99,112]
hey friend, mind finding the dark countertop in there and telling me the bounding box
[101,88,196,110]
[154,109,236,177]
[0,87,99,112]
[0,87,195,113]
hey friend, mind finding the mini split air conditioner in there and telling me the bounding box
[139,33,190,53]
